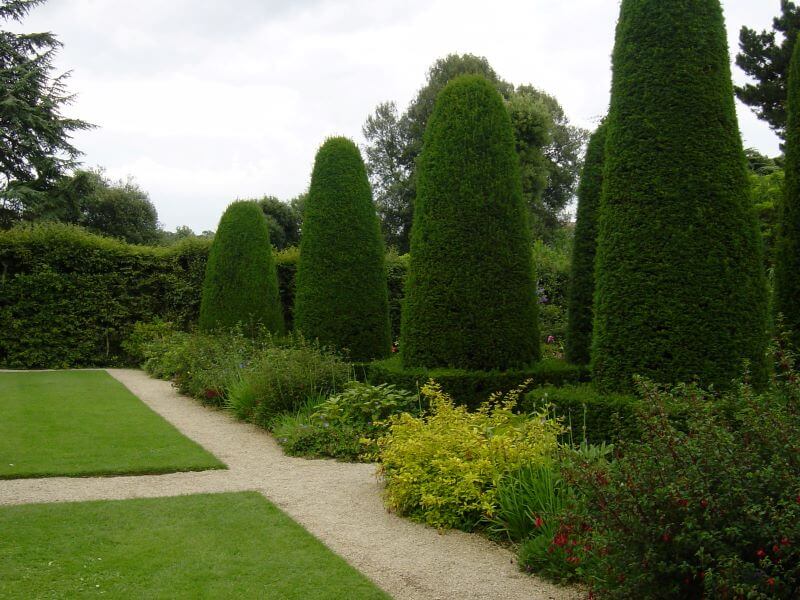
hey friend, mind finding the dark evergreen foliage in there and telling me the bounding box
[735,0,800,139]
[775,34,800,349]
[565,121,607,365]
[401,75,539,371]
[592,0,768,392]
[198,201,283,334]
[294,137,391,361]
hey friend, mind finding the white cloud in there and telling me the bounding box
[13,0,782,231]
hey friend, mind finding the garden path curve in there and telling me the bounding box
[1,369,579,600]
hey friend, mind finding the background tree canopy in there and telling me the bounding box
[0,0,92,228]
[736,0,800,140]
[362,53,587,251]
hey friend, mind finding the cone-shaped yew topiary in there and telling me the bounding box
[565,121,607,365]
[401,74,539,370]
[775,35,800,349]
[294,137,391,361]
[592,0,768,391]
[199,200,284,334]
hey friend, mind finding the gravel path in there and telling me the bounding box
[1,369,580,600]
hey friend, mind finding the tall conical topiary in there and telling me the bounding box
[592,0,768,391]
[775,35,800,349]
[294,137,391,361]
[199,200,284,334]
[565,121,607,365]
[401,74,539,371]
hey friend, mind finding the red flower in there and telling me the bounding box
[554,533,569,547]
[677,498,688,507]
[756,548,766,559]
[566,555,581,565]
[767,577,775,587]
[700,499,709,508]
[534,516,544,528]
[662,533,671,543]
[781,537,790,546]
[773,544,781,554]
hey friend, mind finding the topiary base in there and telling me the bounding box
[366,355,588,410]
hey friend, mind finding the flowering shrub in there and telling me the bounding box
[566,338,800,598]
[378,381,562,530]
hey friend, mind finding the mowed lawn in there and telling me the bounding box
[0,370,224,478]
[0,492,389,599]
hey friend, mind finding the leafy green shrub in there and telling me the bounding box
[271,396,366,460]
[385,251,408,342]
[227,335,351,426]
[0,224,210,368]
[273,382,419,461]
[593,0,768,391]
[568,357,800,598]
[140,328,263,406]
[522,384,643,445]
[532,235,571,360]
[295,137,391,361]
[368,355,588,409]
[565,121,606,365]
[199,201,284,334]
[378,381,561,530]
[401,74,539,371]
[775,36,800,349]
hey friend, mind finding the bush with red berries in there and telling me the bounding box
[561,336,800,598]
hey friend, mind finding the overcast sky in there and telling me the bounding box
[16,0,783,232]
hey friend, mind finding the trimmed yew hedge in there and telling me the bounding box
[0,225,408,368]
[592,0,768,392]
[199,201,284,334]
[565,121,607,365]
[0,224,209,368]
[368,355,588,410]
[295,137,391,361]
[775,35,800,349]
[402,74,539,371]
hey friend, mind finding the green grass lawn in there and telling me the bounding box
[0,492,389,599]
[0,370,224,479]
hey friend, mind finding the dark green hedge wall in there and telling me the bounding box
[199,200,284,334]
[775,35,800,349]
[0,225,407,368]
[592,0,768,392]
[294,137,391,361]
[368,355,588,410]
[565,121,607,365]
[402,74,540,371]
[0,224,209,368]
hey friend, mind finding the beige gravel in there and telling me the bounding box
[1,368,580,600]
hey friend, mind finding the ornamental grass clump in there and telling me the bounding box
[378,381,561,530]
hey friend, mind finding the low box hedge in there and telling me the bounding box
[521,384,642,445]
[366,355,589,409]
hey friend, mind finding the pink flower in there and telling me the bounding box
[546,335,556,344]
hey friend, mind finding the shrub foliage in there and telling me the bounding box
[199,201,284,334]
[378,381,561,530]
[0,224,209,367]
[401,74,539,371]
[565,121,606,365]
[294,137,391,360]
[775,36,800,349]
[592,0,768,391]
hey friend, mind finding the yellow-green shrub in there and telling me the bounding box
[377,381,562,530]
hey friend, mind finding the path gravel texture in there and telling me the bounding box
[1,369,580,600]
